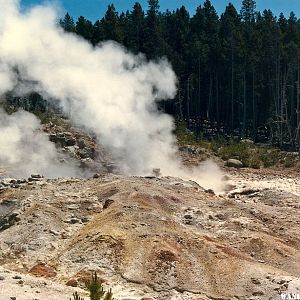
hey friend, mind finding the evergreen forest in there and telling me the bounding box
[57,0,300,148]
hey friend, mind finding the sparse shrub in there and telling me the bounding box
[104,289,114,300]
[258,149,280,168]
[218,141,252,167]
[71,291,85,300]
[283,156,296,168]
[249,157,261,169]
[175,119,197,145]
[174,124,291,169]
[70,273,114,300]
[210,137,228,153]
[85,273,106,300]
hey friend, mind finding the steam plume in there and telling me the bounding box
[0,0,226,192]
[0,109,82,178]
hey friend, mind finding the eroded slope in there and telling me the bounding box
[0,174,299,299]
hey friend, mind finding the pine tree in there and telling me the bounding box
[101,4,123,42]
[143,0,165,58]
[76,16,93,41]
[220,3,242,130]
[59,13,75,32]
[148,0,160,14]
[92,20,104,45]
[124,2,145,52]
[85,273,105,300]
[50,1,300,144]
[240,0,256,24]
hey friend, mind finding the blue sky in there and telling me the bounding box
[21,0,300,21]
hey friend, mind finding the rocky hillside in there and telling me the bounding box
[0,168,299,300]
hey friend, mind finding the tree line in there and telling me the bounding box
[57,0,300,148]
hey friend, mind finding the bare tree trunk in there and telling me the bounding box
[252,68,256,138]
[281,66,293,146]
[176,83,184,120]
[280,74,284,146]
[231,44,234,131]
[242,72,246,138]
[198,56,201,118]
[295,58,300,146]
[216,72,220,132]
[187,77,190,127]
[207,72,213,121]
[274,52,281,144]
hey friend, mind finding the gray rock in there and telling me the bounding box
[77,139,87,149]
[0,212,21,231]
[78,148,93,159]
[251,278,261,285]
[49,133,57,142]
[184,214,193,220]
[103,199,114,210]
[241,139,254,144]
[225,159,243,168]
[31,174,43,179]
[252,290,264,296]
[49,230,60,236]
[63,132,73,138]
[66,218,81,224]
[65,138,76,147]
[179,145,205,155]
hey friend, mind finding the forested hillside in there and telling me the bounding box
[58,0,300,148]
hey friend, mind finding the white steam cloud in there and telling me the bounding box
[0,0,226,192]
[0,109,82,178]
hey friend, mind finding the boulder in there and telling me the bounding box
[49,134,57,143]
[66,279,78,287]
[63,132,73,138]
[31,174,43,179]
[0,212,20,231]
[65,138,76,147]
[225,159,243,168]
[179,145,205,155]
[103,199,114,210]
[29,263,57,278]
[78,147,95,159]
[241,139,254,144]
[77,138,87,149]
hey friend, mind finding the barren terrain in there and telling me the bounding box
[0,164,299,300]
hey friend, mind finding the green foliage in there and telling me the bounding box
[104,289,114,300]
[283,157,296,168]
[175,120,197,145]
[85,273,106,300]
[76,16,93,41]
[240,0,256,23]
[258,149,280,168]
[69,273,114,300]
[11,0,300,149]
[0,102,18,115]
[218,141,252,166]
[101,4,123,42]
[217,140,283,168]
[60,13,76,32]
[71,292,85,300]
